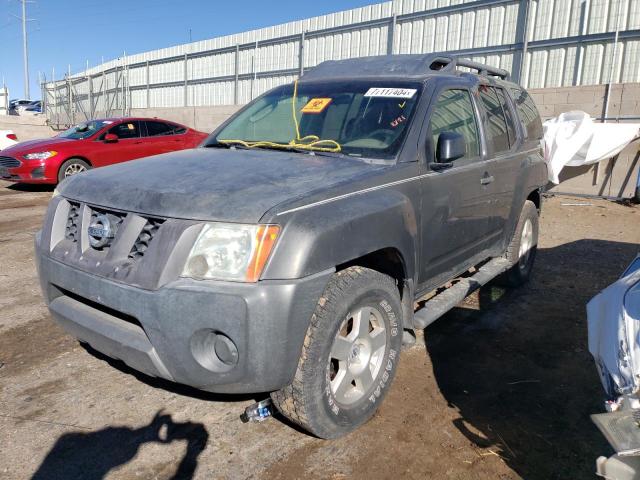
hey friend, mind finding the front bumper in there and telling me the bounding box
[1,159,55,184]
[36,237,332,394]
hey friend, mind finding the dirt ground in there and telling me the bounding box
[0,179,638,480]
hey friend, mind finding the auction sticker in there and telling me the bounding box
[301,98,332,114]
[364,87,417,99]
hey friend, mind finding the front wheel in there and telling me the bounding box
[57,158,91,183]
[271,266,403,439]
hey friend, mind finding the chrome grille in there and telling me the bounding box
[0,156,21,168]
[129,217,164,260]
[65,202,80,242]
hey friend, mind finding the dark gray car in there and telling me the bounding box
[35,54,547,438]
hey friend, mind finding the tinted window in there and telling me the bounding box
[510,88,543,140]
[496,88,517,147]
[478,85,510,153]
[108,121,140,139]
[145,121,175,137]
[430,89,480,160]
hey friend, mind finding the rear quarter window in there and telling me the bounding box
[510,88,543,141]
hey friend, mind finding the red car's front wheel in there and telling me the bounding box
[57,158,91,184]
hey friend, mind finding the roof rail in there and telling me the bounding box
[454,58,510,80]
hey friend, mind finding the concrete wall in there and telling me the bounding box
[528,83,640,199]
[129,105,240,133]
[0,115,56,142]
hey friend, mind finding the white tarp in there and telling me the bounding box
[543,111,640,184]
[588,256,640,399]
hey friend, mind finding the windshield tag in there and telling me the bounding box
[301,98,332,114]
[364,88,417,99]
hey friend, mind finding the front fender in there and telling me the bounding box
[261,187,419,281]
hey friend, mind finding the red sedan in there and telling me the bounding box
[0,117,208,185]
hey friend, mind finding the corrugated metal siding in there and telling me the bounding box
[43,0,640,121]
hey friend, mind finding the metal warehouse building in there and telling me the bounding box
[42,0,640,124]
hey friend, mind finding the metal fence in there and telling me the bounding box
[42,0,640,126]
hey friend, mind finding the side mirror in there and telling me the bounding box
[104,133,118,143]
[436,131,466,164]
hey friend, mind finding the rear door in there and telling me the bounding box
[91,121,144,166]
[476,84,521,242]
[418,86,498,290]
[142,120,185,155]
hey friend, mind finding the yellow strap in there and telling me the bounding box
[292,79,301,141]
[218,79,343,153]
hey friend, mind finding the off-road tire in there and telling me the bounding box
[57,158,91,184]
[498,199,539,287]
[271,266,403,439]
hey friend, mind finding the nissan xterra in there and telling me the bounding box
[35,54,547,438]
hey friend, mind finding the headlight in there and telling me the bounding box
[24,151,57,160]
[182,223,280,282]
[52,188,60,198]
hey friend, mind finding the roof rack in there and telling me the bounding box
[426,55,510,80]
[454,58,510,80]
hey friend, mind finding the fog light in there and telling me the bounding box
[31,166,45,179]
[214,335,239,365]
[190,329,239,372]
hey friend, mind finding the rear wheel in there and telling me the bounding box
[57,158,91,183]
[271,266,403,439]
[499,199,539,287]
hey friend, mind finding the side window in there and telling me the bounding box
[510,88,543,140]
[145,121,175,137]
[478,85,510,153]
[108,121,140,139]
[430,89,480,161]
[495,88,517,147]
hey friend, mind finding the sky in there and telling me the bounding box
[0,0,379,100]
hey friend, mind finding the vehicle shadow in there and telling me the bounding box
[81,343,259,404]
[80,343,308,434]
[31,410,208,480]
[422,239,638,479]
[6,182,55,193]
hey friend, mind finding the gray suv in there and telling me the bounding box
[35,54,547,438]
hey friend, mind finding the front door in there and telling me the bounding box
[418,88,498,290]
[92,121,144,167]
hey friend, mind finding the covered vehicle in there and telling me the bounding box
[589,256,640,400]
[0,117,208,184]
[588,256,640,478]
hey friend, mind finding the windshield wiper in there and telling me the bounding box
[252,144,346,158]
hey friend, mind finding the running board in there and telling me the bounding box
[413,258,512,330]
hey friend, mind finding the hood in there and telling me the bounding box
[4,136,75,153]
[59,147,388,223]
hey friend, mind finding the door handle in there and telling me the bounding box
[480,175,494,185]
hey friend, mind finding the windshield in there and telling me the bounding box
[58,120,110,140]
[210,80,422,160]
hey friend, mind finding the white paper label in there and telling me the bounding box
[364,87,417,99]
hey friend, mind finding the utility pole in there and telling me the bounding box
[21,0,30,99]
